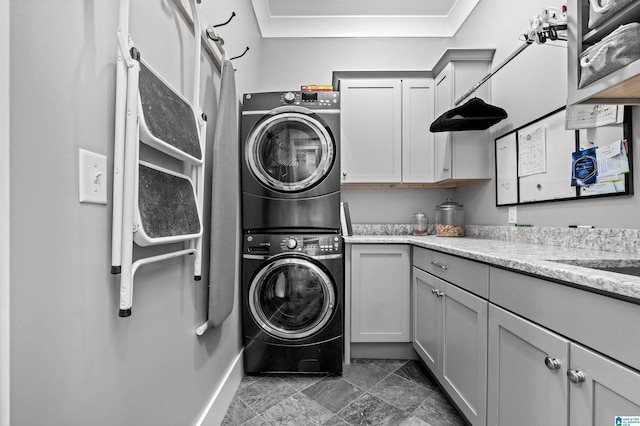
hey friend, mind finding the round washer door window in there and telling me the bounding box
[246,112,335,192]
[248,257,336,340]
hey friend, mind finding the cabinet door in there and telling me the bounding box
[569,343,640,426]
[412,266,440,372]
[351,245,410,342]
[433,66,452,182]
[441,282,488,426]
[488,305,569,426]
[449,61,491,180]
[340,79,402,183]
[402,79,435,183]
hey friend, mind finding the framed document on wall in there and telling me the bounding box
[495,106,632,206]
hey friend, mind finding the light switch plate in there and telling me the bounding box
[79,149,107,204]
[508,206,517,224]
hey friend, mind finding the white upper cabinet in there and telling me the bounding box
[433,60,492,182]
[339,50,494,186]
[434,66,453,182]
[340,79,403,183]
[567,0,640,104]
[340,78,435,184]
[402,79,436,183]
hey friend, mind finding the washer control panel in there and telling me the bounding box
[279,91,339,108]
[279,235,341,255]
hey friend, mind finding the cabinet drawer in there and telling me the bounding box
[490,266,640,372]
[413,247,489,298]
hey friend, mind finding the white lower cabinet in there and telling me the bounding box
[413,266,488,426]
[569,343,640,426]
[352,244,640,426]
[350,245,411,342]
[489,300,640,426]
[413,267,439,369]
[487,304,569,426]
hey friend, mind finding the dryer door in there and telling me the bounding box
[248,256,336,340]
[245,109,335,192]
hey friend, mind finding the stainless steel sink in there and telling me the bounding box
[547,259,640,277]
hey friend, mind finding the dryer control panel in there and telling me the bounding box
[244,233,342,257]
[242,91,339,110]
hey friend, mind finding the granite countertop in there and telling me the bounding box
[344,233,640,303]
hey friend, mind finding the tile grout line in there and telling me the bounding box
[225,359,466,426]
[358,359,449,423]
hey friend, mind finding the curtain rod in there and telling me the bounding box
[454,42,531,106]
[455,16,568,106]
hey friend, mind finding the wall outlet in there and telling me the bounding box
[79,149,107,204]
[508,206,517,224]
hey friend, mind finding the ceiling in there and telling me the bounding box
[251,0,482,38]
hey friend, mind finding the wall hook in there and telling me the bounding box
[230,46,249,61]
[214,11,236,28]
[205,26,224,44]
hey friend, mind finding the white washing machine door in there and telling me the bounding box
[245,107,335,192]
[248,256,336,340]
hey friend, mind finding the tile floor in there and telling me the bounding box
[222,359,467,426]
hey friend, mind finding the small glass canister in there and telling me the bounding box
[412,211,428,235]
[435,198,465,237]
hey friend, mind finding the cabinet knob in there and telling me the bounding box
[567,369,586,383]
[544,357,561,370]
[431,288,437,294]
[436,290,444,298]
[342,172,347,180]
[443,167,450,172]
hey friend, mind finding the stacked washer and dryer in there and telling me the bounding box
[240,91,343,374]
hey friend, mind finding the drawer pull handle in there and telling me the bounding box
[544,357,561,370]
[567,369,586,383]
[431,261,449,270]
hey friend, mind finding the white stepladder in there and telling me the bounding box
[111,0,207,317]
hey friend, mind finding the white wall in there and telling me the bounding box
[8,1,261,424]
[458,45,640,228]
[8,0,638,422]
[341,188,453,224]
[245,0,577,224]
[1,0,11,423]
[245,0,640,229]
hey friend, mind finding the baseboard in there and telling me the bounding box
[350,342,419,360]
[195,348,244,426]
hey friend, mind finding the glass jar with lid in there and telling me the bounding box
[411,211,428,235]
[435,198,464,237]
